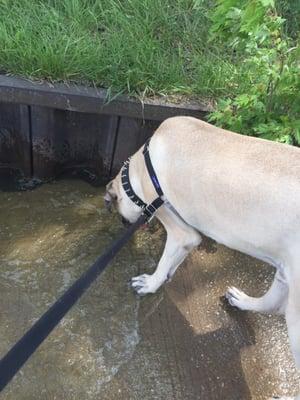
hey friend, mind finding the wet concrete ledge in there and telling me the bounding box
[0,75,211,120]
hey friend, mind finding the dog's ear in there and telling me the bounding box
[105,181,117,200]
[106,181,113,192]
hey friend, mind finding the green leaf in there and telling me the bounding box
[259,0,274,7]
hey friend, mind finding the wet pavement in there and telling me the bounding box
[0,180,298,399]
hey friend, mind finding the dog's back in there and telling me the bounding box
[151,116,300,265]
[154,116,300,181]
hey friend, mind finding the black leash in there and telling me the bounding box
[0,214,147,392]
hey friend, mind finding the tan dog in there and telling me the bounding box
[105,116,300,400]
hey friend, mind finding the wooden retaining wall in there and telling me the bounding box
[0,76,210,189]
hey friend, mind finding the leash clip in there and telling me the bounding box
[142,197,164,221]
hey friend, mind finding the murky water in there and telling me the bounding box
[0,179,298,399]
[0,179,163,399]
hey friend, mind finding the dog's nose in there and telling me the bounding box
[104,198,112,213]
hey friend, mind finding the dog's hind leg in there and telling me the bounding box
[284,272,300,400]
[226,269,288,314]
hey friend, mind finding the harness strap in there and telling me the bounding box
[121,138,164,220]
[143,139,164,197]
[143,196,164,219]
[121,160,147,210]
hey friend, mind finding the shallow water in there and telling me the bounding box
[0,179,298,399]
[0,179,163,399]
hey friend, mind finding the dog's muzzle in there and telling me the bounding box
[104,199,112,213]
[104,192,113,213]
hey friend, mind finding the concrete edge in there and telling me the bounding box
[0,75,212,121]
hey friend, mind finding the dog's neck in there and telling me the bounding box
[128,147,159,205]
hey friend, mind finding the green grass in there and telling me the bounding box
[0,0,243,99]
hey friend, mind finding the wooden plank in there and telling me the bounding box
[110,117,160,176]
[0,102,31,180]
[30,106,119,182]
[0,76,211,121]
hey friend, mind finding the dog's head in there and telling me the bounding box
[104,172,142,225]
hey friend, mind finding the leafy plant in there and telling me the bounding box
[208,0,300,146]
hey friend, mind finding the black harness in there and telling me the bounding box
[121,139,164,220]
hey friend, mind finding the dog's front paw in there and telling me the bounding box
[131,274,160,295]
[225,286,253,311]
